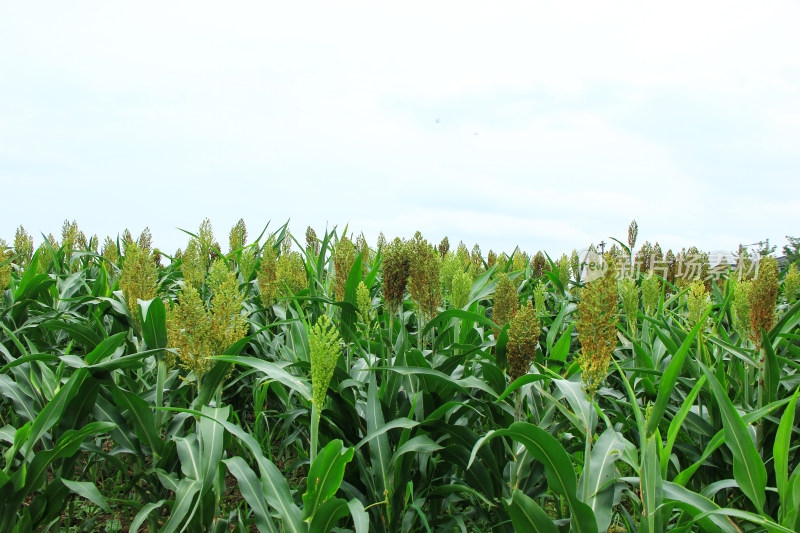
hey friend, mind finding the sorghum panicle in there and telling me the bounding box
[628,220,638,251]
[382,238,411,315]
[229,218,247,254]
[308,315,342,419]
[119,241,158,334]
[492,273,518,338]
[641,273,661,315]
[783,264,800,303]
[333,236,356,302]
[13,226,34,268]
[748,256,779,350]
[409,234,441,323]
[576,254,619,395]
[507,301,541,382]
[257,239,279,308]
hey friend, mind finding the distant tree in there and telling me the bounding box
[784,235,800,266]
[756,239,777,257]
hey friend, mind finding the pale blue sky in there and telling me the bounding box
[2,1,799,257]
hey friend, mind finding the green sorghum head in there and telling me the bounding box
[450,268,472,310]
[333,236,356,302]
[686,279,710,330]
[61,219,80,252]
[576,254,619,395]
[507,301,541,382]
[455,241,470,270]
[257,239,279,308]
[732,279,751,339]
[13,226,34,268]
[239,247,257,282]
[355,233,371,266]
[119,240,158,334]
[376,232,386,251]
[641,272,661,315]
[101,236,120,267]
[470,244,483,275]
[492,272,518,338]
[439,251,459,296]
[306,226,320,255]
[749,256,779,349]
[409,235,441,323]
[382,237,411,315]
[570,250,581,283]
[665,249,677,287]
[783,264,800,303]
[276,250,308,297]
[532,251,546,279]
[229,218,247,254]
[167,259,246,377]
[557,254,571,288]
[356,281,372,327]
[308,315,342,419]
[487,250,497,270]
[0,240,12,290]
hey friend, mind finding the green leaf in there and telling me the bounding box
[775,386,800,514]
[129,499,168,533]
[224,456,278,533]
[389,435,442,469]
[61,478,110,513]
[469,422,598,533]
[210,356,312,401]
[581,429,629,533]
[303,440,354,520]
[640,432,664,533]
[309,497,349,533]
[354,418,417,450]
[506,489,558,533]
[141,297,168,352]
[699,362,766,512]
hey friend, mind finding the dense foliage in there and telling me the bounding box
[0,220,799,532]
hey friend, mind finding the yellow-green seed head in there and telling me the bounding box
[686,279,710,330]
[532,251,546,279]
[749,256,779,349]
[450,268,472,310]
[732,279,751,339]
[409,234,441,323]
[13,226,34,268]
[641,273,661,315]
[119,241,157,334]
[356,281,372,327]
[576,254,619,395]
[257,239,279,308]
[492,273,518,338]
[229,218,247,254]
[276,250,308,298]
[782,264,799,303]
[382,238,411,315]
[306,226,320,255]
[507,301,541,382]
[333,236,356,302]
[570,250,581,282]
[0,240,12,290]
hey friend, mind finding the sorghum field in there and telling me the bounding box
[1,219,799,532]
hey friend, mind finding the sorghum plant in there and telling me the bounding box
[576,255,618,395]
[119,240,158,334]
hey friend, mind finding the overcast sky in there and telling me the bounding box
[2,1,799,258]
